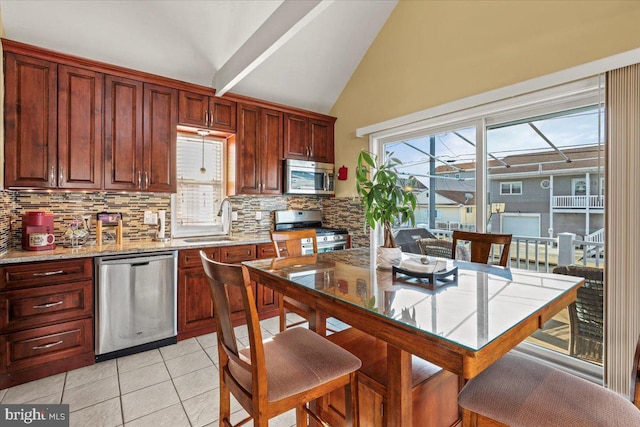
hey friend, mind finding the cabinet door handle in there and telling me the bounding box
[145,171,149,189]
[209,110,214,127]
[59,165,64,187]
[33,340,64,350]
[33,301,64,309]
[138,170,142,189]
[33,270,64,277]
[50,165,56,186]
[205,109,209,126]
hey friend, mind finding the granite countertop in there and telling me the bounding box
[0,233,272,265]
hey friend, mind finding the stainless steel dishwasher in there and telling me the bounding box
[95,251,177,361]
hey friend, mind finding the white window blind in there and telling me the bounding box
[172,134,225,236]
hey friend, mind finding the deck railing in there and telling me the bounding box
[423,228,604,272]
[552,195,604,209]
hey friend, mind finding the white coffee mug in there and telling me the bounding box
[29,233,55,247]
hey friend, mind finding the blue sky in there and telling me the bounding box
[386,106,603,178]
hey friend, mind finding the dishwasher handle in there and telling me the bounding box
[131,262,150,267]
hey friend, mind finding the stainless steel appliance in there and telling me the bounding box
[284,159,335,195]
[274,210,348,253]
[95,251,177,361]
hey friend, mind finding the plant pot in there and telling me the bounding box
[376,246,402,270]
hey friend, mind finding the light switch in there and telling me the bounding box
[255,211,262,220]
[231,211,238,221]
[143,211,157,225]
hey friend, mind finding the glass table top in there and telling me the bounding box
[244,248,583,352]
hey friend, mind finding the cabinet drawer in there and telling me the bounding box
[1,318,93,374]
[179,247,220,269]
[1,258,92,290]
[220,245,256,264]
[256,243,276,259]
[0,280,93,332]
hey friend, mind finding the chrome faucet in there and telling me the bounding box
[218,198,232,235]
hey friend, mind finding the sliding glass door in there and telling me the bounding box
[375,76,605,376]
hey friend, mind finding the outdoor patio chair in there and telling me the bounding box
[416,238,453,259]
[200,251,361,427]
[458,335,640,426]
[417,237,471,260]
[552,265,604,364]
[451,231,512,267]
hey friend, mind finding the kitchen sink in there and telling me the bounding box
[181,236,239,243]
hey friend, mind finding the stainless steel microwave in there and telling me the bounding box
[284,159,335,195]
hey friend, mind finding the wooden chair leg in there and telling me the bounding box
[296,403,308,427]
[279,293,287,332]
[219,379,231,427]
[345,372,359,427]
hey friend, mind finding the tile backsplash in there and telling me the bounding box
[0,190,368,254]
[6,191,172,251]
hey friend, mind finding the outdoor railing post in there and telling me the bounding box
[557,232,576,266]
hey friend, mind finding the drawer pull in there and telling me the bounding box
[33,270,64,277]
[33,301,64,309]
[33,340,64,350]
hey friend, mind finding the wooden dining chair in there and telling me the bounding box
[200,251,361,427]
[451,230,512,267]
[270,230,322,332]
[458,335,640,426]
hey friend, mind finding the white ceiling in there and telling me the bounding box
[1,0,397,114]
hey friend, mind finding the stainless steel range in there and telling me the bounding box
[274,210,349,253]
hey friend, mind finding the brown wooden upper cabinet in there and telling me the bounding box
[178,91,236,133]
[284,113,334,164]
[104,78,177,192]
[235,103,284,195]
[4,53,103,190]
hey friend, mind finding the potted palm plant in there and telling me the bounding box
[355,150,417,268]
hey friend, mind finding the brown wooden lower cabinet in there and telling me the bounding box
[0,258,95,389]
[177,242,279,340]
[0,318,94,389]
[178,267,217,339]
[0,280,93,332]
[319,328,460,427]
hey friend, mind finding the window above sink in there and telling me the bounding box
[171,132,229,238]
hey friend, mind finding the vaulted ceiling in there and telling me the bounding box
[1,0,397,114]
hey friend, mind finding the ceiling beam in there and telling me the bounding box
[213,0,333,97]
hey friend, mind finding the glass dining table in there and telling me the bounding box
[243,247,584,426]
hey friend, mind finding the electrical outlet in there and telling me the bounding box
[255,211,262,220]
[231,211,238,221]
[143,211,157,225]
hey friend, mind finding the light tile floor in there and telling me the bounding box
[0,315,350,427]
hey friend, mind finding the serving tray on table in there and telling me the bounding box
[392,258,458,291]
